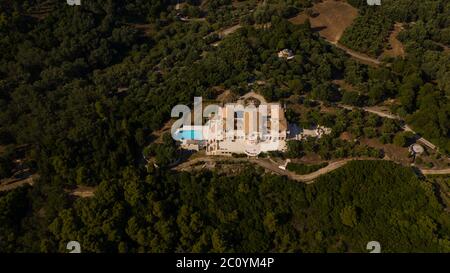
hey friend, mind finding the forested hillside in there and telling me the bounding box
[1,160,449,252]
[343,0,450,55]
[341,0,450,152]
[0,0,449,253]
[0,0,349,188]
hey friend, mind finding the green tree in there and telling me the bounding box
[340,206,357,228]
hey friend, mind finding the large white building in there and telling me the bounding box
[278,49,295,60]
[175,98,288,156]
[174,93,331,157]
[204,101,288,156]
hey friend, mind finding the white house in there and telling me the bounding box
[175,98,288,156]
[174,94,331,157]
[278,49,295,60]
[204,101,288,156]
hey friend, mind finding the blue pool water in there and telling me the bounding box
[175,130,203,140]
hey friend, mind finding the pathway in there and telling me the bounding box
[339,104,438,151]
[331,41,382,66]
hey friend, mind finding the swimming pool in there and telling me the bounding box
[174,129,203,140]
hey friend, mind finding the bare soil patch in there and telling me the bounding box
[339,132,354,141]
[359,137,412,165]
[434,41,450,53]
[218,24,242,38]
[319,105,338,114]
[381,23,405,59]
[333,42,381,66]
[309,0,359,43]
[298,153,323,163]
[288,12,309,25]
[68,186,96,198]
[290,1,382,66]
[152,119,175,143]
[128,23,157,37]
[333,79,357,92]
[216,89,239,104]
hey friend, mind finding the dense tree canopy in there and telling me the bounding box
[1,161,448,252]
[0,0,449,253]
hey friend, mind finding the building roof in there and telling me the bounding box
[410,144,425,154]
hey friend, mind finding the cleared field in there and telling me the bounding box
[288,12,309,25]
[288,1,381,65]
[309,0,358,43]
[127,23,157,37]
[332,79,357,92]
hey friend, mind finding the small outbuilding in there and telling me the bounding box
[278,49,294,60]
[409,144,424,156]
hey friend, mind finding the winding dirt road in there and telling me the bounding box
[0,174,38,192]
[2,156,448,194]
[339,104,438,151]
[252,158,450,182]
[176,154,450,183]
[331,42,382,66]
[250,158,357,183]
[420,169,450,175]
